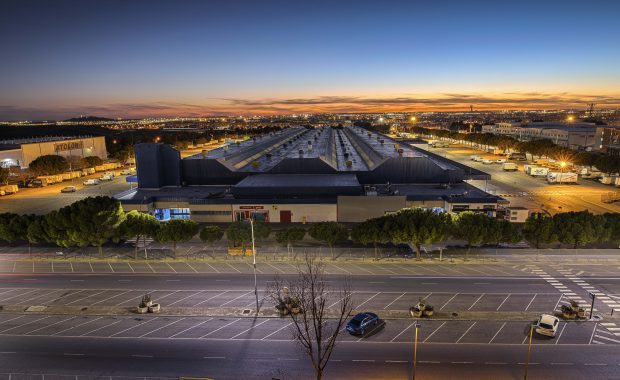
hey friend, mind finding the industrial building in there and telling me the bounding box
[0,136,107,168]
[118,126,504,223]
[481,122,602,150]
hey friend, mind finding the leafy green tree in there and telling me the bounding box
[156,219,199,257]
[0,167,9,185]
[384,208,452,259]
[226,221,252,253]
[46,196,126,256]
[275,227,306,256]
[0,213,29,245]
[522,213,556,250]
[350,216,390,260]
[308,222,349,259]
[604,213,620,244]
[451,211,494,259]
[26,214,52,248]
[120,210,160,259]
[552,211,609,249]
[486,219,522,255]
[28,155,69,176]
[200,225,224,255]
[81,156,104,168]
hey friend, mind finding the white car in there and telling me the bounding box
[495,158,506,164]
[535,314,559,337]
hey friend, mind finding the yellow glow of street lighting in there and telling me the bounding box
[560,161,567,168]
[410,116,416,122]
[567,116,574,121]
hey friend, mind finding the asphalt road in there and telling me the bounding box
[428,145,620,214]
[1,262,620,379]
[1,334,619,379]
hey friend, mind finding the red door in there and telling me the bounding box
[280,210,292,223]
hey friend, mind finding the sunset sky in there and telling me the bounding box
[1,0,620,120]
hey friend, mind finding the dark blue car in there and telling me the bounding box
[346,312,379,336]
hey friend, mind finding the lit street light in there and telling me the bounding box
[249,216,259,314]
[524,324,535,380]
[412,320,421,380]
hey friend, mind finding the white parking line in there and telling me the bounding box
[200,318,241,338]
[167,291,204,306]
[0,316,51,333]
[262,322,292,340]
[185,262,199,273]
[169,318,213,338]
[79,319,125,336]
[165,262,177,273]
[226,263,242,273]
[139,318,186,337]
[440,294,458,310]
[524,294,538,311]
[0,289,39,303]
[108,262,115,273]
[90,290,133,306]
[204,262,220,273]
[553,294,564,312]
[489,322,506,344]
[219,292,253,307]
[191,291,228,307]
[65,290,109,305]
[383,293,406,310]
[390,321,416,342]
[456,322,477,343]
[111,318,159,337]
[230,319,271,339]
[356,292,380,309]
[468,294,485,310]
[127,262,135,273]
[53,316,103,336]
[555,323,567,344]
[26,316,77,335]
[496,294,511,311]
[589,323,598,344]
[146,262,156,273]
[423,322,446,343]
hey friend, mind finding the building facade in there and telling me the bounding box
[0,136,107,168]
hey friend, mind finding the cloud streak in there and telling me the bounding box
[2,92,620,120]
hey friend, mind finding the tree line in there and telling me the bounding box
[1,197,619,258]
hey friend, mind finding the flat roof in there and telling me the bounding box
[235,174,360,188]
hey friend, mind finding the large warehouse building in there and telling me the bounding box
[117,126,503,223]
[0,136,107,168]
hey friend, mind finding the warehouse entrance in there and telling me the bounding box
[280,210,292,223]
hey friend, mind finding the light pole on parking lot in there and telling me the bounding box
[249,216,259,314]
[524,324,534,380]
[412,320,421,380]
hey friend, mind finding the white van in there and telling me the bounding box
[83,179,100,186]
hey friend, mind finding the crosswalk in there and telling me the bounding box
[593,322,620,344]
[526,265,593,313]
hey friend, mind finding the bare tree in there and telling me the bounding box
[270,255,353,380]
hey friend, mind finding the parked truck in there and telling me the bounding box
[509,152,527,161]
[502,162,518,171]
[600,175,616,185]
[547,172,578,184]
[431,140,450,148]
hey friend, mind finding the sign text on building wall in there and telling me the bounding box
[54,141,83,152]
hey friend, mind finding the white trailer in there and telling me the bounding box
[529,167,549,177]
[547,172,578,184]
[502,162,518,171]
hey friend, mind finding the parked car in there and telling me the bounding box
[83,179,99,186]
[535,314,559,337]
[346,312,380,336]
[495,158,506,164]
[60,186,77,193]
[99,174,113,181]
[120,168,136,175]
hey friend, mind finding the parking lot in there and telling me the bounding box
[0,287,564,313]
[0,312,604,346]
[0,259,537,277]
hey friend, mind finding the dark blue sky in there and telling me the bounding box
[1,0,620,119]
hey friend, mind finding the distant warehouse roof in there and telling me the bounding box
[232,174,363,198]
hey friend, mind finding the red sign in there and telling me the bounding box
[239,205,264,210]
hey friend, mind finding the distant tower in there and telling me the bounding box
[588,103,595,117]
[470,105,474,112]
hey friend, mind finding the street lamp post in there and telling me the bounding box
[412,320,421,380]
[249,216,259,314]
[524,324,534,380]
